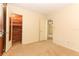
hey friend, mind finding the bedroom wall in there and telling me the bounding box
[48,4,79,52]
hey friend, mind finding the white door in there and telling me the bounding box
[39,18,47,41]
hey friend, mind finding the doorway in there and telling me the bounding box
[47,20,53,40]
[9,14,22,46]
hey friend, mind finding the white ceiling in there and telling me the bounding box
[13,3,68,15]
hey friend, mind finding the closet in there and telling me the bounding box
[10,14,22,45]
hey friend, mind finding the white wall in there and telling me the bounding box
[6,4,47,52]
[48,4,79,52]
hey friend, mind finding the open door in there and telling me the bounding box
[0,4,3,55]
[0,3,7,56]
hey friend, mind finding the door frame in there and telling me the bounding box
[2,3,7,52]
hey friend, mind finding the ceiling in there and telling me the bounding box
[13,3,68,15]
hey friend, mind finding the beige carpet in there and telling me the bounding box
[3,40,79,56]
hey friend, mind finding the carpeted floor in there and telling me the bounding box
[3,40,79,56]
